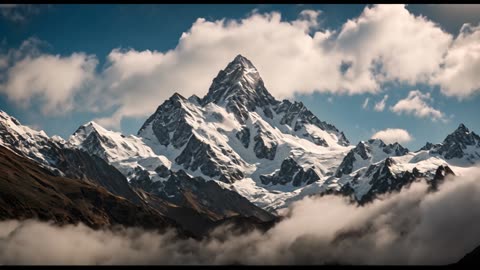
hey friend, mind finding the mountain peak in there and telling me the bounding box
[456,123,469,133]
[77,121,105,133]
[229,54,256,70]
[171,92,186,101]
[201,55,277,122]
[433,123,480,160]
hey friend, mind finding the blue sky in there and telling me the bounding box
[0,4,479,150]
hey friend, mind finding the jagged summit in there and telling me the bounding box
[230,54,257,70]
[201,55,277,122]
[457,123,468,132]
[435,123,480,160]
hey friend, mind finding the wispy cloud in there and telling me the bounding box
[362,97,369,109]
[373,95,388,112]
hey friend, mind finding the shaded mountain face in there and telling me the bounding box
[0,145,180,233]
[131,169,275,224]
[201,54,278,124]
[424,124,480,163]
[335,139,409,178]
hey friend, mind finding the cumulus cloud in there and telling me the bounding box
[433,23,480,99]
[373,95,388,112]
[390,90,446,122]
[0,50,97,115]
[0,38,98,115]
[1,168,480,265]
[371,128,412,144]
[336,4,452,87]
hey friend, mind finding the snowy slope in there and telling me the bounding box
[293,125,480,204]
[0,110,65,172]
[69,121,172,183]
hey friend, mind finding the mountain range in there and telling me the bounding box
[1,54,480,239]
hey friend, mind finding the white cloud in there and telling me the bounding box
[0,44,97,114]
[433,23,480,98]
[336,4,452,87]
[362,97,369,109]
[390,90,446,122]
[373,94,388,112]
[371,128,413,144]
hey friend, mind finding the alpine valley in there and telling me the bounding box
[1,55,480,238]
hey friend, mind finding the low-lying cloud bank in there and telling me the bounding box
[1,167,480,265]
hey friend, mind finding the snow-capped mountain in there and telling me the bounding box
[422,124,480,164]
[295,124,480,204]
[128,55,352,210]
[67,55,480,211]
[0,110,275,234]
[0,110,145,204]
[3,55,479,215]
[0,110,65,172]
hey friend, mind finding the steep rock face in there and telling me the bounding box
[138,93,194,149]
[201,54,278,123]
[430,165,455,190]
[235,126,251,148]
[335,139,409,177]
[260,158,319,187]
[130,170,275,224]
[274,100,349,147]
[54,148,143,205]
[355,158,418,203]
[426,124,480,163]
[253,125,278,160]
[175,135,245,182]
[338,158,425,204]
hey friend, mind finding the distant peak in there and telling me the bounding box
[83,121,101,129]
[234,54,246,60]
[233,54,250,64]
[201,54,276,113]
[74,121,108,136]
[225,54,257,73]
[456,123,469,132]
[170,92,186,101]
[365,138,385,146]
